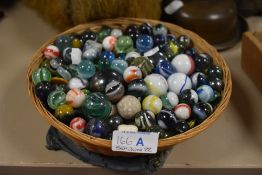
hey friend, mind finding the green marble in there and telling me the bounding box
[47,90,66,110]
[130,56,154,77]
[81,88,91,96]
[97,58,110,71]
[115,36,134,54]
[97,26,111,43]
[32,67,52,85]
[160,94,173,110]
[82,92,112,119]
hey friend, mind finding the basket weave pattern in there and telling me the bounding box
[27,18,232,156]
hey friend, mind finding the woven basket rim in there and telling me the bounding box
[27,17,232,152]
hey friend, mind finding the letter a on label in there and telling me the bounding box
[136,137,144,146]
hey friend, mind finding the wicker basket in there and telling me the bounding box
[27,18,232,156]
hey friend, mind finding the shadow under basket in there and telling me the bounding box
[27,18,232,157]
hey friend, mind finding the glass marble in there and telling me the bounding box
[43,45,60,59]
[102,36,117,51]
[90,69,123,92]
[82,92,112,119]
[193,102,213,122]
[185,48,198,59]
[81,30,97,43]
[68,77,88,89]
[154,34,167,47]
[125,51,141,62]
[110,59,128,75]
[70,117,86,132]
[153,24,168,35]
[105,81,125,103]
[197,85,214,102]
[63,47,82,65]
[82,48,98,61]
[50,58,63,70]
[57,66,72,81]
[179,89,198,107]
[174,121,190,134]
[86,118,109,138]
[107,115,123,131]
[160,91,179,110]
[167,73,192,95]
[124,24,140,43]
[142,95,163,114]
[139,23,153,35]
[129,56,154,77]
[171,54,195,75]
[97,58,110,71]
[71,38,83,48]
[127,79,148,98]
[209,90,222,107]
[194,53,213,72]
[206,65,223,79]
[100,51,115,63]
[118,124,138,132]
[76,60,96,79]
[83,40,102,53]
[115,36,134,54]
[110,28,123,38]
[134,110,156,130]
[35,81,54,102]
[97,26,111,43]
[136,34,154,53]
[177,35,193,50]
[167,34,177,43]
[208,77,224,92]
[190,72,208,89]
[81,88,91,96]
[47,90,66,110]
[147,50,168,67]
[160,41,180,60]
[32,68,52,85]
[55,104,74,122]
[156,109,177,130]
[173,103,192,120]
[55,35,72,52]
[66,88,86,108]
[116,95,141,120]
[146,125,166,139]
[154,60,175,78]
[144,74,168,96]
[123,66,142,83]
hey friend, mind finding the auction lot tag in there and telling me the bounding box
[112,131,159,154]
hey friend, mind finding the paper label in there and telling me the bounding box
[112,131,159,154]
[164,0,184,15]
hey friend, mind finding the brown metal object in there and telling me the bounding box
[169,0,248,50]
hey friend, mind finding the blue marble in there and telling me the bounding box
[100,51,115,63]
[136,34,154,53]
[154,60,174,78]
[85,118,108,138]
